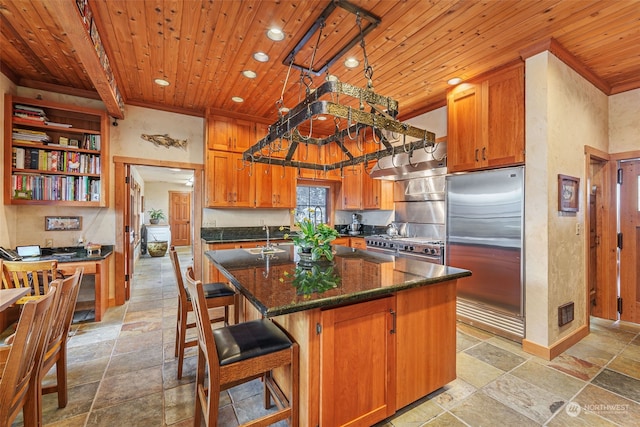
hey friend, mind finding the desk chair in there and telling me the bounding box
[0,286,55,426]
[185,272,299,426]
[169,247,238,379]
[31,268,83,427]
[1,260,59,304]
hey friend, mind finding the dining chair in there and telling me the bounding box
[0,285,56,426]
[31,267,83,426]
[185,271,299,426]
[1,260,59,304]
[169,246,239,379]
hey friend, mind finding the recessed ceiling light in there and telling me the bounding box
[315,115,327,121]
[344,57,359,68]
[325,74,338,82]
[253,51,269,62]
[278,106,290,114]
[266,28,285,41]
[154,78,170,86]
[242,70,257,79]
[232,96,244,103]
[447,77,463,85]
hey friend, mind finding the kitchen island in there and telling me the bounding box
[205,245,471,426]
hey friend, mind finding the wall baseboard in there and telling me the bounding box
[522,325,589,360]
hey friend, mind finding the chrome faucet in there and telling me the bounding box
[312,205,323,226]
[262,225,272,251]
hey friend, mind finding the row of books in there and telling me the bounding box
[12,128,51,144]
[13,129,101,150]
[12,174,101,202]
[12,147,101,174]
[13,104,48,123]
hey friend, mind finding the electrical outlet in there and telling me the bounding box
[45,238,53,248]
[259,219,265,226]
[78,237,85,245]
[575,223,581,235]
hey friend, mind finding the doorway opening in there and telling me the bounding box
[114,156,203,305]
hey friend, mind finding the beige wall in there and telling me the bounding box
[524,52,609,347]
[609,89,640,154]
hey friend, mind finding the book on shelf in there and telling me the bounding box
[59,136,69,145]
[45,121,73,128]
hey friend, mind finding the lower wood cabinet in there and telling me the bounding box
[271,279,458,426]
[320,296,396,426]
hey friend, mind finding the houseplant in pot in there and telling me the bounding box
[284,217,339,262]
[148,208,165,224]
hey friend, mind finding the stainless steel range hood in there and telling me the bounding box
[368,141,446,180]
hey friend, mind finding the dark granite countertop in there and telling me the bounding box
[201,226,384,244]
[205,245,471,317]
[37,245,114,262]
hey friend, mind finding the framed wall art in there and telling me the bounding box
[558,174,579,212]
[45,216,82,231]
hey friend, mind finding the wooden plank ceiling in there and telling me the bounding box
[1,0,639,123]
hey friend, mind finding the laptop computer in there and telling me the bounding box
[16,245,42,260]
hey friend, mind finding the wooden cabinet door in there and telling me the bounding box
[205,151,253,207]
[234,119,255,152]
[253,162,274,208]
[339,164,364,210]
[254,163,295,208]
[395,282,457,408]
[273,165,296,208]
[205,150,233,207]
[294,143,323,179]
[231,152,254,207]
[320,296,396,427]
[207,115,234,151]
[485,63,525,168]
[447,83,482,172]
[363,160,394,209]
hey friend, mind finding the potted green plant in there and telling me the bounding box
[284,218,339,261]
[148,208,166,224]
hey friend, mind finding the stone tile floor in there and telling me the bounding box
[15,247,640,426]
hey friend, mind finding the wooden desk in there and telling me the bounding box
[0,288,30,331]
[58,256,111,322]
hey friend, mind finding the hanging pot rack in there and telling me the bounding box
[242,0,437,174]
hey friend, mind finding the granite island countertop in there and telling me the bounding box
[205,245,471,317]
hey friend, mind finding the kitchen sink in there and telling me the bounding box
[243,247,286,255]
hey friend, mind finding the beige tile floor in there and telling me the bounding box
[17,247,640,426]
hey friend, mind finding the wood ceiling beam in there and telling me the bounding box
[46,0,125,118]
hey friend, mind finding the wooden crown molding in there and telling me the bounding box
[520,38,611,95]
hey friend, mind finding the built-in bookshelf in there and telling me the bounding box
[4,94,109,206]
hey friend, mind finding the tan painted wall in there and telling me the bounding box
[525,52,609,347]
[609,89,640,154]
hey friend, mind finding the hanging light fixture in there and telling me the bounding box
[243,0,437,175]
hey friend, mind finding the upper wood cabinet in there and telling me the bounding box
[254,162,296,209]
[205,150,254,208]
[447,62,525,172]
[4,94,109,207]
[338,164,364,210]
[363,160,394,210]
[207,115,255,152]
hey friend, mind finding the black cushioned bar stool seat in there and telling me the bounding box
[213,319,293,366]
[187,282,236,300]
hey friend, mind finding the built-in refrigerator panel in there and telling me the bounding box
[446,166,525,340]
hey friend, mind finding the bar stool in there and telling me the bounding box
[169,247,238,379]
[185,272,299,426]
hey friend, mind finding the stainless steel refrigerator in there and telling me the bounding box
[446,166,524,340]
